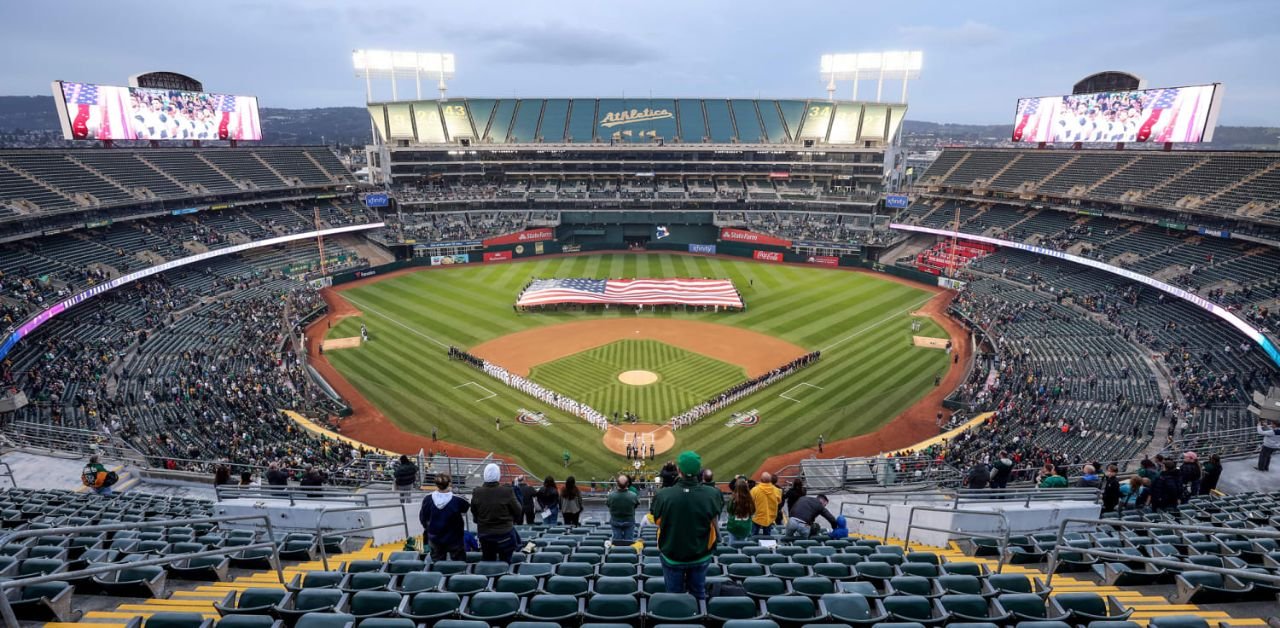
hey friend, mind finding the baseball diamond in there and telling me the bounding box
[319,252,952,477]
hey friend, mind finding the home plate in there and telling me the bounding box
[913,336,949,349]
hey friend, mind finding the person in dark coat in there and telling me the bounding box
[659,461,679,489]
[513,475,537,524]
[966,461,990,489]
[1179,452,1202,497]
[419,473,470,560]
[782,478,806,516]
[989,452,1014,490]
[471,464,522,562]
[1151,460,1184,511]
[1199,454,1223,495]
[393,455,418,493]
[265,462,289,486]
[1101,464,1122,512]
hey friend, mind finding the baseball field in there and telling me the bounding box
[319,253,951,480]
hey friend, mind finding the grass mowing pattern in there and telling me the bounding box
[323,253,948,479]
[529,339,745,423]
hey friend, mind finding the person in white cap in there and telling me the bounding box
[471,463,522,562]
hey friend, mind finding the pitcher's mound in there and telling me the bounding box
[618,370,659,385]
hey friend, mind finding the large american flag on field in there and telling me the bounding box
[517,278,743,308]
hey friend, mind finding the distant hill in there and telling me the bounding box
[0,95,1276,149]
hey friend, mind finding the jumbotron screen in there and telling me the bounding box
[1011,83,1220,143]
[53,81,262,141]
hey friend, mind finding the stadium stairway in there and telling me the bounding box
[46,540,387,628]
[61,533,1271,628]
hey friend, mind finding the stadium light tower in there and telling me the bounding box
[820,51,922,103]
[352,50,456,102]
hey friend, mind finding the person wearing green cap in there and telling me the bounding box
[649,450,723,600]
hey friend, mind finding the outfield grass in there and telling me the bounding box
[529,339,745,423]
[323,253,949,480]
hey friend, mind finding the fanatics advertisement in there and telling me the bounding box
[482,228,555,247]
[430,254,470,266]
[753,250,783,262]
[720,228,792,248]
[1011,84,1221,144]
[483,251,512,262]
[54,81,263,141]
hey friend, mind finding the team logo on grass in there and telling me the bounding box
[516,409,552,426]
[725,409,760,427]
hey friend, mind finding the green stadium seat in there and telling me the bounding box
[594,575,641,595]
[348,590,402,620]
[1050,592,1133,622]
[6,580,75,622]
[461,591,522,624]
[765,594,828,624]
[820,593,888,626]
[399,591,461,622]
[213,616,278,628]
[582,593,642,626]
[598,562,638,578]
[938,594,1010,624]
[444,574,490,595]
[393,571,442,594]
[432,560,470,575]
[384,559,426,574]
[474,560,512,576]
[646,592,704,623]
[1172,571,1254,604]
[898,562,941,578]
[986,573,1049,597]
[887,575,935,598]
[791,576,837,598]
[293,614,354,628]
[721,621,781,628]
[768,563,810,580]
[214,588,289,617]
[131,612,208,628]
[882,595,946,626]
[554,561,596,577]
[519,594,582,623]
[994,593,1069,622]
[541,575,591,597]
[343,572,392,592]
[272,588,346,623]
[494,574,540,597]
[434,621,490,628]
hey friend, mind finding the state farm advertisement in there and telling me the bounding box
[720,228,792,248]
[483,251,512,262]
[753,250,783,262]
[483,228,554,247]
[806,255,839,266]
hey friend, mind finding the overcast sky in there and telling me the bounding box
[2,0,1276,125]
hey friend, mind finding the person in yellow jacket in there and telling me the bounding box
[749,472,782,536]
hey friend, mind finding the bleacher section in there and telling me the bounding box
[0,148,353,214]
[11,487,1272,628]
[922,149,1280,221]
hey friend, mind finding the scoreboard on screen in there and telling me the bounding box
[52,80,262,141]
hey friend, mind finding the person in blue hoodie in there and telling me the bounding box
[828,515,849,540]
[419,472,470,561]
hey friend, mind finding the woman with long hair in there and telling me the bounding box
[725,480,756,544]
[536,476,560,525]
[560,476,583,526]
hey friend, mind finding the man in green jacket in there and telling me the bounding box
[650,451,723,600]
[606,474,639,542]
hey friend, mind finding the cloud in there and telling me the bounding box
[450,22,663,66]
[898,20,1003,48]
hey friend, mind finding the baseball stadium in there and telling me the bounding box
[0,41,1274,628]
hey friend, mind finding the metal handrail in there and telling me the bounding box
[0,462,15,489]
[1044,517,1280,587]
[838,501,892,545]
[315,500,414,571]
[904,505,1010,573]
[852,487,1100,508]
[0,513,284,628]
[216,485,376,506]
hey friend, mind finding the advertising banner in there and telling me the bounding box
[884,193,909,209]
[1012,83,1220,143]
[54,81,262,141]
[364,193,389,208]
[171,207,200,216]
[805,255,839,266]
[721,228,792,248]
[483,227,555,247]
[753,250,784,263]
[938,276,967,290]
[483,251,512,262]
[430,254,469,266]
[689,243,717,254]
[562,243,582,253]
[1198,227,1230,239]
